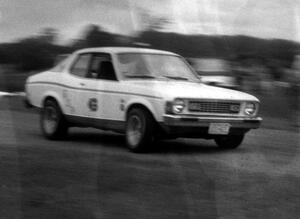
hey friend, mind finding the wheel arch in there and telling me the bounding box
[41,92,65,113]
[125,100,158,122]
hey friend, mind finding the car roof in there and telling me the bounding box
[75,47,178,56]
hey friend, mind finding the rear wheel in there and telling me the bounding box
[214,134,244,149]
[126,108,155,152]
[40,99,68,139]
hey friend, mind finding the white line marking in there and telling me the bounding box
[0,91,25,97]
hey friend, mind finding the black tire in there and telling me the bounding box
[214,134,244,149]
[125,108,155,152]
[40,99,68,140]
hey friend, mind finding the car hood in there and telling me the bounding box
[122,80,259,102]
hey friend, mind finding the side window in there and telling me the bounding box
[88,53,117,81]
[70,54,91,77]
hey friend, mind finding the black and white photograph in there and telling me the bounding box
[0,0,299,218]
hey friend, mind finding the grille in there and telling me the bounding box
[188,101,240,114]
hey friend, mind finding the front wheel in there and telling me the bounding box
[125,108,155,152]
[40,99,68,140]
[214,134,245,149]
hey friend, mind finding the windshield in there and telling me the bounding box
[116,53,200,82]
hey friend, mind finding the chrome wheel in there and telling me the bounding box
[40,99,68,139]
[127,115,143,148]
[43,105,58,135]
[126,108,155,152]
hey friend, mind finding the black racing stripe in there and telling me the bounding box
[27,81,162,99]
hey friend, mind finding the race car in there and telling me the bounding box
[25,47,262,152]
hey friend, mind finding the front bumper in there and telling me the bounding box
[160,115,262,137]
[164,115,262,128]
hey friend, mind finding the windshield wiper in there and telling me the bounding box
[125,74,156,79]
[164,76,188,81]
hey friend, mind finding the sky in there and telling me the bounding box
[0,0,299,43]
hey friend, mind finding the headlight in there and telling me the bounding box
[172,98,186,114]
[244,102,257,116]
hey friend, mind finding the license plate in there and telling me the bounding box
[208,123,230,135]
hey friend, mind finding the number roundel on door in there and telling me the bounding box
[88,98,98,111]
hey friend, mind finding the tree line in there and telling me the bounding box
[0,24,299,72]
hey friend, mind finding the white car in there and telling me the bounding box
[25,47,262,152]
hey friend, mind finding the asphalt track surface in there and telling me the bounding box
[0,97,299,219]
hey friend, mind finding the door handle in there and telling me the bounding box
[79,82,85,86]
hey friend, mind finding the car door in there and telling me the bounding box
[64,53,93,118]
[85,53,123,130]
[82,53,111,120]
[64,52,122,129]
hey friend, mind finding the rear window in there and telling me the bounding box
[70,54,92,78]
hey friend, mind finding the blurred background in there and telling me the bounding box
[0,2,299,218]
[0,0,299,128]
